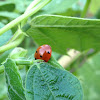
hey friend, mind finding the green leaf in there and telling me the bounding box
[0,22,12,46]
[48,56,64,69]
[27,15,100,54]
[42,0,78,14]
[7,0,30,13]
[76,52,100,100]
[0,73,8,100]
[0,2,15,12]
[90,0,100,14]
[0,11,20,19]
[0,22,13,65]
[25,62,83,100]
[4,58,25,100]
[0,50,12,65]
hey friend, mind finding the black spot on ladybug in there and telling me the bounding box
[47,51,50,54]
[40,55,42,58]
[36,51,37,53]
[35,58,37,60]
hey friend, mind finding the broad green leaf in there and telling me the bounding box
[76,52,100,100]
[42,0,78,14]
[6,0,31,13]
[0,2,15,12]
[0,11,20,19]
[0,22,12,46]
[4,58,25,100]
[25,62,83,100]
[0,73,8,100]
[27,15,100,54]
[48,56,63,69]
[0,50,12,65]
[58,8,81,17]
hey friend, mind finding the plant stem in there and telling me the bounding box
[15,59,33,65]
[0,0,51,35]
[25,0,42,13]
[81,0,91,18]
[7,30,21,44]
[0,34,25,53]
[0,0,50,53]
[21,0,42,26]
[0,59,43,74]
[15,59,43,65]
[7,0,42,43]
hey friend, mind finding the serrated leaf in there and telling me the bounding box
[4,59,25,100]
[27,15,100,54]
[0,22,12,46]
[0,2,15,12]
[77,52,100,100]
[25,62,83,100]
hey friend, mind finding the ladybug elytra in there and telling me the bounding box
[34,44,52,62]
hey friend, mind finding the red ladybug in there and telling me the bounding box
[34,44,52,62]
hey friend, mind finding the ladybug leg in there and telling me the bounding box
[35,58,37,60]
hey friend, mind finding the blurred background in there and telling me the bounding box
[0,0,100,100]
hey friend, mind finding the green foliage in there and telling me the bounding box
[6,0,31,13]
[0,2,15,12]
[27,15,100,54]
[42,0,78,14]
[0,12,20,20]
[0,22,12,46]
[48,56,63,69]
[25,62,83,100]
[90,0,100,14]
[3,57,83,100]
[9,47,27,59]
[0,0,100,100]
[0,22,13,65]
[76,52,100,100]
[4,59,25,100]
[0,73,8,100]
[0,50,12,65]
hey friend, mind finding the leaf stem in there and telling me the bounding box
[15,59,33,65]
[0,0,50,53]
[7,0,42,43]
[25,0,42,13]
[0,59,43,74]
[21,0,42,26]
[81,0,91,18]
[0,34,25,53]
[0,0,51,35]
[7,29,21,44]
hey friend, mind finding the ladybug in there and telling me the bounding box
[34,45,52,62]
